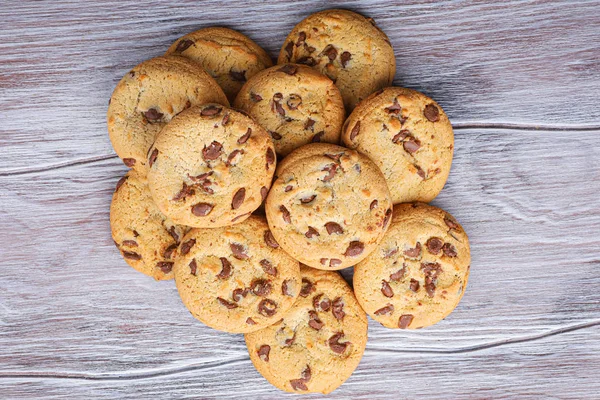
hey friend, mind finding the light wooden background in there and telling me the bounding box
[1,0,599,398]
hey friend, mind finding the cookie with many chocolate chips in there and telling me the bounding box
[245,265,367,394]
[265,143,392,270]
[173,216,301,333]
[353,203,470,329]
[107,56,229,174]
[165,27,273,103]
[342,87,454,204]
[147,104,276,228]
[110,170,187,280]
[278,9,395,110]
[234,63,345,156]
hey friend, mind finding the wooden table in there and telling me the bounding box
[1,1,599,398]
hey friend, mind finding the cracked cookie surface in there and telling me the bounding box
[265,143,392,270]
[173,216,301,333]
[107,56,229,174]
[278,9,395,111]
[245,265,367,394]
[234,63,345,156]
[110,170,188,280]
[147,104,276,228]
[353,202,470,329]
[342,87,454,204]
[165,27,272,103]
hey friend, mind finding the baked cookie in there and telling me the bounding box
[173,216,301,333]
[234,63,345,156]
[245,265,367,394]
[107,56,228,174]
[165,27,273,103]
[110,170,187,280]
[147,104,276,228]
[278,9,395,110]
[265,144,392,270]
[342,87,454,204]
[353,203,470,329]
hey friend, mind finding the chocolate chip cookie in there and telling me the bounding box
[265,143,392,270]
[245,265,367,394]
[147,104,276,228]
[353,203,470,329]
[342,87,454,204]
[110,170,187,280]
[165,27,273,103]
[107,56,229,174]
[278,9,395,110]
[173,216,301,333]
[233,63,345,156]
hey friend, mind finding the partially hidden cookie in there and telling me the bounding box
[342,87,454,204]
[245,265,367,394]
[110,170,187,280]
[173,216,301,333]
[278,9,395,110]
[107,56,229,174]
[265,143,392,270]
[353,203,470,329]
[166,27,273,103]
[234,63,345,156]
[147,104,276,228]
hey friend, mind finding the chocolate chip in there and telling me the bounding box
[325,222,343,235]
[410,279,420,292]
[133,230,139,237]
[191,202,213,216]
[290,379,308,392]
[230,243,248,260]
[259,259,277,277]
[442,242,457,257]
[168,226,180,243]
[296,56,316,66]
[260,186,268,202]
[404,242,422,258]
[278,64,298,75]
[296,32,306,46]
[156,261,173,273]
[122,251,141,260]
[284,332,296,347]
[231,188,246,210]
[370,200,378,210]
[258,299,277,317]
[269,131,282,140]
[311,131,324,142]
[349,121,360,141]
[201,105,222,117]
[115,176,128,192]
[381,280,394,297]
[385,248,399,259]
[257,345,270,362]
[123,158,136,167]
[221,113,230,126]
[163,243,177,259]
[332,297,345,320]
[308,310,324,330]
[390,265,406,281]
[375,304,394,315]
[325,153,343,163]
[299,278,314,297]
[424,104,440,122]
[246,317,256,325]
[320,258,327,265]
[344,241,364,257]
[250,92,262,102]
[122,240,138,247]
[264,230,279,248]
[217,297,238,309]
[180,238,196,255]
[304,118,315,131]
[444,215,459,230]
[304,226,319,238]
[321,44,338,61]
[266,148,275,168]
[329,259,342,268]
[298,194,315,204]
[175,39,193,53]
[237,128,251,145]
[202,141,223,161]
[232,288,249,302]
[284,41,294,59]
[282,279,294,296]
[328,332,350,354]
[426,237,444,255]
[144,108,163,122]
[322,163,338,182]
[392,130,410,144]
[279,205,291,223]
[217,257,233,279]
[421,262,442,297]
[226,149,244,166]
[251,279,272,296]
[188,259,197,275]
[398,314,414,329]
[416,165,426,179]
[173,182,195,201]
[385,98,402,114]
[403,139,421,154]
[340,51,352,68]
[231,212,251,223]
[229,69,246,82]
[148,148,159,167]
[287,94,302,110]
[313,294,331,312]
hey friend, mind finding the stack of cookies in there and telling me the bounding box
[107,9,471,394]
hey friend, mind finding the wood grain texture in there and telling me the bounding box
[1,0,600,398]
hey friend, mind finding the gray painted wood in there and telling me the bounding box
[1,0,599,398]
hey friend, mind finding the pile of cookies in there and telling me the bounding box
[108,9,471,394]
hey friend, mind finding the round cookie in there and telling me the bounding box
[353,203,470,329]
[165,27,273,103]
[265,144,392,270]
[107,56,229,174]
[278,9,395,110]
[245,265,367,394]
[234,63,345,156]
[342,87,454,204]
[147,104,276,228]
[110,170,187,280]
[173,216,301,333]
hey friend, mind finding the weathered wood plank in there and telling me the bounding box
[1,0,599,173]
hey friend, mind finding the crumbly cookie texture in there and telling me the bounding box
[278,9,395,111]
[173,216,301,333]
[107,56,229,174]
[245,265,367,394]
[342,87,454,204]
[147,104,276,228]
[110,170,188,280]
[165,27,273,103]
[353,202,470,329]
[265,143,392,270]
[234,63,345,156]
